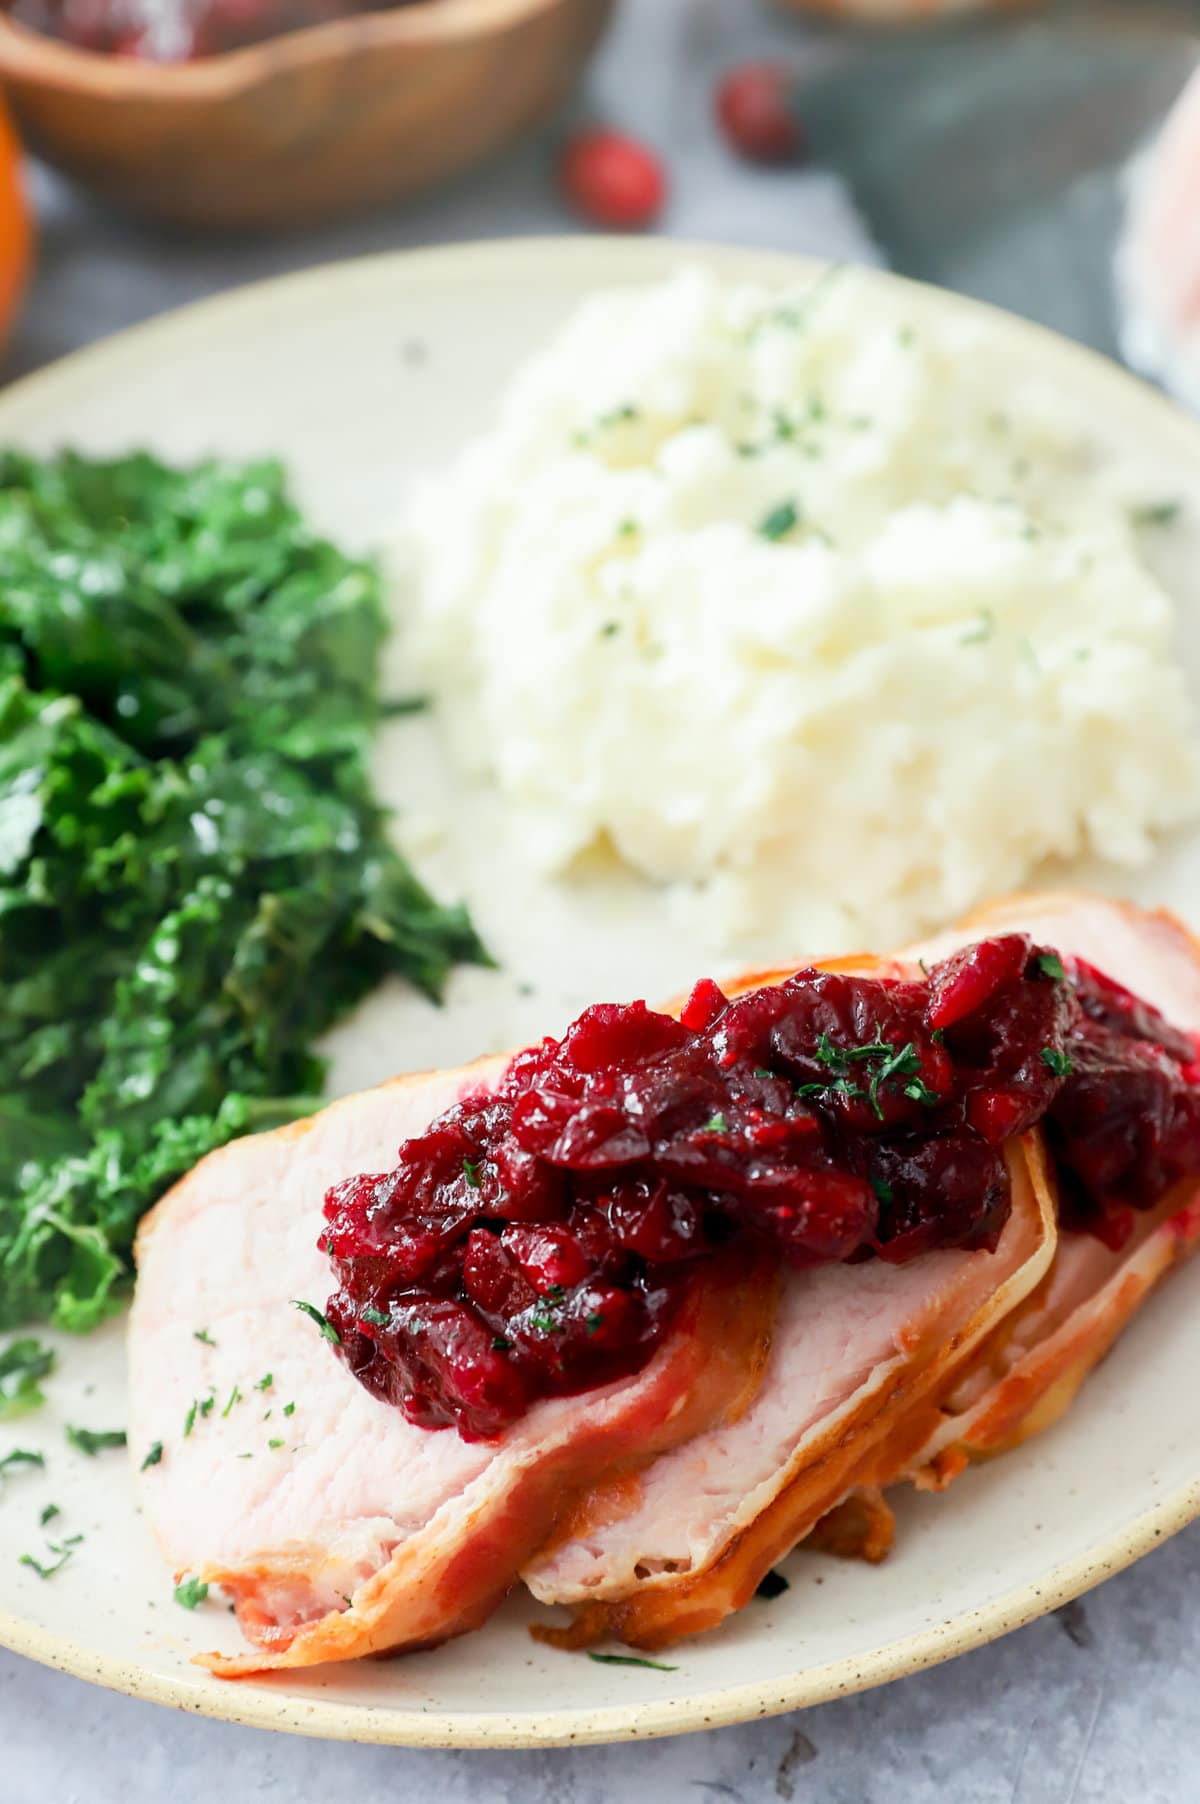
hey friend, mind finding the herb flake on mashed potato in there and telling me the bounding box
[399,266,1200,956]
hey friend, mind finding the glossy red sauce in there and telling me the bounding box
[6,0,416,60]
[323,937,1200,1440]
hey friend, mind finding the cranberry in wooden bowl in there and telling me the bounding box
[0,0,615,228]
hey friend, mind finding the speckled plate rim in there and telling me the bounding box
[5,235,1200,1748]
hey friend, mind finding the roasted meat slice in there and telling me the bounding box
[522,895,1200,1649]
[130,1061,778,1676]
[520,1134,1055,1648]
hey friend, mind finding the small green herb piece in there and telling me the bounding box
[39,1502,59,1526]
[585,1313,605,1337]
[1037,952,1066,983]
[254,1373,273,1392]
[382,693,430,718]
[587,1651,679,1672]
[758,499,799,542]
[491,1337,513,1354]
[0,1338,55,1420]
[462,1159,483,1190]
[617,518,639,538]
[598,621,620,639]
[199,1396,215,1420]
[702,1112,728,1134]
[20,1547,73,1580]
[1041,1048,1075,1077]
[292,1300,340,1344]
[282,1401,295,1417]
[597,404,641,429]
[361,1305,389,1328]
[174,1576,209,1610]
[755,1568,790,1601]
[1131,499,1181,528]
[753,1067,775,1081]
[0,1447,44,1477]
[903,1077,942,1107]
[870,1176,894,1205]
[183,1400,198,1439]
[65,1425,126,1456]
[960,610,995,646]
[140,1441,164,1471]
[193,1328,216,1347]
[221,1385,242,1420]
[268,1438,284,1450]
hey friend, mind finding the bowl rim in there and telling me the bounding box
[0,0,578,97]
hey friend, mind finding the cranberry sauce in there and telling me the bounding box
[322,937,1200,1440]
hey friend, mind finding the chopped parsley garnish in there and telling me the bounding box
[758,499,800,542]
[462,1158,483,1189]
[282,1401,296,1418]
[39,1502,59,1525]
[0,1337,55,1420]
[0,1447,43,1477]
[192,1328,216,1346]
[20,1546,73,1580]
[798,1036,936,1121]
[702,1112,728,1134]
[960,609,995,646]
[199,1395,215,1420]
[65,1425,126,1456]
[254,1373,273,1392]
[585,1313,605,1337]
[1037,952,1066,983]
[268,1438,284,1450]
[361,1305,389,1328]
[870,1176,894,1205]
[1131,499,1181,528]
[527,1307,562,1337]
[140,1441,164,1471]
[292,1300,340,1344]
[491,1337,513,1353]
[1041,1048,1075,1077]
[598,621,620,639]
[597,403,641,429]
[221,1385,242,1420]
[753,1067,775,1080]
[755,1568,790,1601]
[587,1651,679,1672]
[174,1576,209,1610]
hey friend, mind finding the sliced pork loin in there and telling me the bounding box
[130,1061,777,1677]
[521,894,1200,1648]
[520,1136,1055,1648]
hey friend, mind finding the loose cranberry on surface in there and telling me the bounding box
[559,129,666,230]
[716,63,805,166]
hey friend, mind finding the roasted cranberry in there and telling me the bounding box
[559,130,667,230]
[716,63,805,165]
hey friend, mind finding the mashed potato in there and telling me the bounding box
[400,267,1200,954]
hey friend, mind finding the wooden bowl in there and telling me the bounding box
[0,0,615,229]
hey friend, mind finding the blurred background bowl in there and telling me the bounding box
[0,0,615,230]
[770,0,1038,19]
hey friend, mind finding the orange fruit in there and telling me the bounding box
[0,98,31,347]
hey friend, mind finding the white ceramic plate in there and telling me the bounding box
[5,238,1200,1750]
